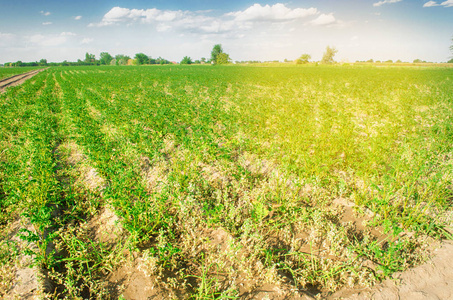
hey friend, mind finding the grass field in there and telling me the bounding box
[1,64,452,298]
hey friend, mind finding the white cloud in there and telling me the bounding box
[0,32,14,38]
[154,11,181,22]
[74,16,82,20]
[40,11,51,16]
[425,0,453,6]
[29,34,67,47]
[89,6,243,34]
[89,4,332,35]
[423,1,438,6]
[89,6,185,26]
[81,38,94,44]
[156,23,171,32]
[226,3,318,21]
[197,20,239,34]
[29,34,45,44]
[0,32,15,47]
[61,32,77,36]
[373,0,402,7]
[42,22,53,25]
[310,13,336,26]
[440,0,453,6]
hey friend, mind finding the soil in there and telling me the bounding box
[332,239,453,300]
[106,255,164,300]
[3,219,41,300]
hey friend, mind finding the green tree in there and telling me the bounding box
[180,56,193,64]
[135,53,149,65]
[100,52,113,65]
[210,44,231,65]
[155,57,170,65]
[211,44,223,63]
[321,46,338,64]
[295,54,311,64]
[39,59,47,66]
[216,53,231,65]
[115,54,130,65]
[85,52,95,63]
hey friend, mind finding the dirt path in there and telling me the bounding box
[0,68,47,93]
[340,240,453,300]
[324,222,453,300]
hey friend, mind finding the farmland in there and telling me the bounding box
[0,66,44,80]
[1,64,453,299]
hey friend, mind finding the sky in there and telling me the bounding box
[0,0,452,63]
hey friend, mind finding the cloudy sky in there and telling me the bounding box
[0,0,452,63]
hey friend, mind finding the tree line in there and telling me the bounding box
[3,44,232,67]
[6,40,450,67]
[4,53,173,67]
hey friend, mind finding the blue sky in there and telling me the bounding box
[0,0,452,63]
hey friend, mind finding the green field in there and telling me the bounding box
[0,66,44,80]
[1,65,452,298]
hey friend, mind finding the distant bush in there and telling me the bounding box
[296,54,311,64]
